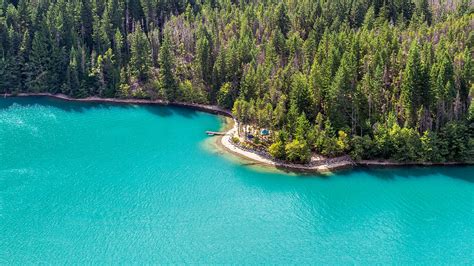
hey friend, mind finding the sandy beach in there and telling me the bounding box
[218,119,355,173]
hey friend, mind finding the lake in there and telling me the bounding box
[1,97,473,264]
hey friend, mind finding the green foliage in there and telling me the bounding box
[178,80,207,104]
[158,32,177,101]
[391,126,421,162]
[336,130,350,155]
[274,3,290,37]
[295,113,310,141]
[290,73,315,120]
[438,122,471,162]
[217,82,234,109]
[350,135,373,160]
[268,141,285,160]
[401,41,430,127]
[129,25,151,82]
[285,139,311,164]
[196,25,213,84]
[27,21,53,93]
[268,131,287,160]
[420,131,443,162]
[232,136,240,144]
[94,48,119,97]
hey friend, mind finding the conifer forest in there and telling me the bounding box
[0,0,472,163]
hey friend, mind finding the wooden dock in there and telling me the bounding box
[206,131,226,136]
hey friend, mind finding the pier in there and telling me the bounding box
[206,131,227,136]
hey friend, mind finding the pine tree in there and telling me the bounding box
[16,0,30,32]
[64,47,80,96]
[113,29,123,67]
[274,3,290,37]
[327,47,357,130]
[416,0,432,25]
[158,32,177,101]
[18,29,30,92]
[196,25,213,84]
[80,0,94,50]
[401,41,430,127]
[94,48,118,97]
[289,73,314,120]
[92,12,110,54]
[295,113,310,141]
[0,57,18,93]
[27,22,52,93]
[129,24,151,82]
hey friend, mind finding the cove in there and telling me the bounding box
[1,97,473,264]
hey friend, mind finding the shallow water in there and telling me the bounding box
[1,97,473,264]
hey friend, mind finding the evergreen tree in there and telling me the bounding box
[401,41,430,127]
[289,73,314,120]
[80,0,94,50]
[65,47,80,96]
[274,3,290,37]
[129,24,151,81]
[196,26,213,84]
[27,21,52,92]
[158,32,177,101]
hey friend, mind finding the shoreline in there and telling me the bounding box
[216,119,472,173]
[4,93,472,173]
[2,93,233,117]
[218,119,355,174]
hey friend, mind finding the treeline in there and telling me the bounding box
[0,0,472,163]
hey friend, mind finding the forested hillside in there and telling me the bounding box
[0,0,472,163]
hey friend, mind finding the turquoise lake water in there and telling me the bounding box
[1,97,473,264]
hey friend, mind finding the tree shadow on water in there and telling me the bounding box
[337,165,474,184]
[266,165,474,184]
[273,165,333,180]
[0,96,192,119]
[143,104,199,119]
[171,106,199,119]
[1,96,212,121]
[0,96,135,113]
[142,105,173,117]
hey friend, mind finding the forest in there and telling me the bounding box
[0,0,472,163]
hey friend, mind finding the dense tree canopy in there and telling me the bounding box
[0,0,472,163]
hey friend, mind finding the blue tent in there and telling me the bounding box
[260,129,269,136]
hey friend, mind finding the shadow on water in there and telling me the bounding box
[260,163,473,184]
[0,96,146,114]
[0,96,203,119]
[171,106,199,119]
[142,105,173,117]
[334,165,474,184]
[0,96,98,113]
[143,104,200,119]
